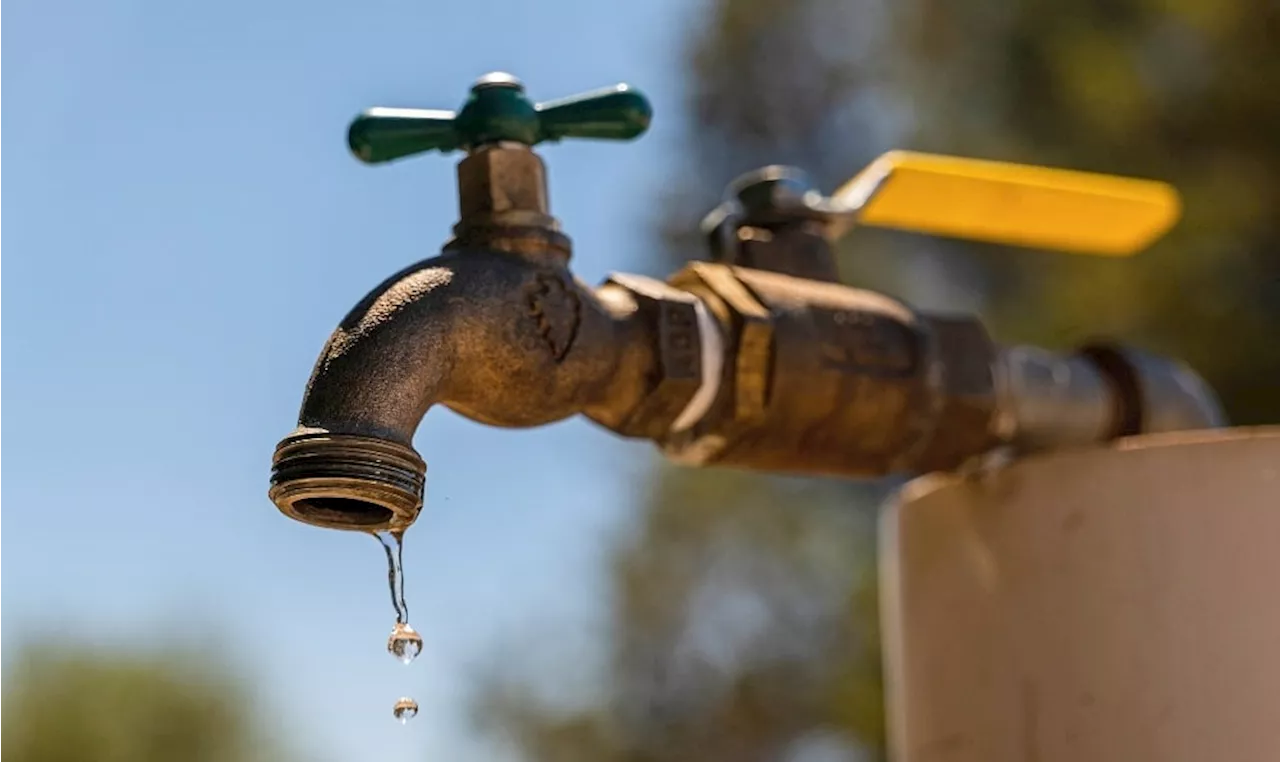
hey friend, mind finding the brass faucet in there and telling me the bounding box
[269,73,1225,533]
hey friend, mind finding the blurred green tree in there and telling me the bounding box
[476,469,888,762]
[3,640,291,762]
[889,0,1280,424]
[654,0,1280,424]
[474,0,1279,760]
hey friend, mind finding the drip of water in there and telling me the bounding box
[374,529,408,625]
[374,529,419,724]
[393,697,419,724]
[387,622,423,665]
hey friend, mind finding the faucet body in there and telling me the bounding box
[269,75,1225,532]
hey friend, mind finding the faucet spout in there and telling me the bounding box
[269,246,656,531]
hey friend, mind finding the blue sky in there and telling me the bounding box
[2,0,696,759]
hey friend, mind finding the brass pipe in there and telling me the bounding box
[270,251,1227,532]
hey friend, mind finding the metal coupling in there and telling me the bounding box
[993,343,1227,451]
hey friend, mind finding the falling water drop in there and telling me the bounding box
[393,697,419,724]
[374,529,420,724]
[387,622,424,665]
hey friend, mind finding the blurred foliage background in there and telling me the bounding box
[5,1,1275,760]
[2,640,294,762]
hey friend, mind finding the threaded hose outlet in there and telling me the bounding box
[269,432,426,532]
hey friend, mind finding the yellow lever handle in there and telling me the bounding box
[830,151,1181,256]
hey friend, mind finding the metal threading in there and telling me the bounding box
[269,433,426,532]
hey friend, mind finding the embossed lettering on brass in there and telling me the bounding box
[815,310,918,378]
[661,301,700,380]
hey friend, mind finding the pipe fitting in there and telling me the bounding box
[992,346,1115,449]
[993,342,1227,453]
[592,273,716,440]
[449,144,570,266]
[648,263,1226,477]
[662,262,972,477]
[1079,343,1227,435]
[270,432,426,530]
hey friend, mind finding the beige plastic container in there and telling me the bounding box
[880,428,1280,762]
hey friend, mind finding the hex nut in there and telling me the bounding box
[669,262,774,424]
[456,144,550,219]
[603,273,704,439]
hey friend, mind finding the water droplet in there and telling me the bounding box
[387,622,423,665]
[393,697,419,724]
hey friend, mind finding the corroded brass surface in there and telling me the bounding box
[456,143,550,219]
[448,143,569,265]
[271,138,663,531]
[270,245,661,531]
[596,273,704,439]
[664,263,999,476]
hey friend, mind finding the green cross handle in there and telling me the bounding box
[347,72,653,164]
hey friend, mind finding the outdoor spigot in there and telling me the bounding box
[270,76,1223,535]
[270,74,660,532]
